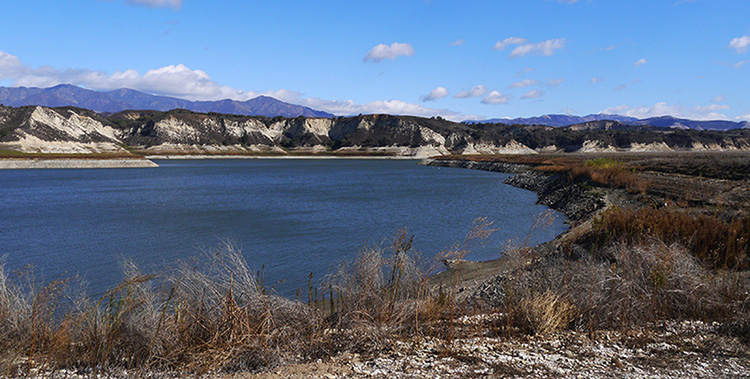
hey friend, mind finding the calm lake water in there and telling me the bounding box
[0,159,567,296]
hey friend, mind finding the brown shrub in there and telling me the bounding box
[591,207,750,269]
[526,157,649,193]
[496,240,749,333]
[569,161,648,193]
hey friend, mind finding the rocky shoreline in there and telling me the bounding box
[424,158,605,222]
[424,157,611,304]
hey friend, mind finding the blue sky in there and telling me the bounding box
[0,0,749,121]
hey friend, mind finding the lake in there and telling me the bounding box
[0,159,567,296]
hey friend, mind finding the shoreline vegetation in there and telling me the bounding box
[1,152,749,377]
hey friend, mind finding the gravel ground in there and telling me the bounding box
[23,319,749,379]
[223,319,749,379]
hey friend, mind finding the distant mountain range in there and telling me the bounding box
[0,84,334,118]
[479,114,639,126]
[1,85,748,131]
[479,114,749,131]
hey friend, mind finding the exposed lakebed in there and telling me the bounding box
[0,159,567,296]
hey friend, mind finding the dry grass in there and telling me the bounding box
[518,291,576,335]
[493,240,749,335]
[531,157,649,193]
[436,153,651,193]
[0,238,443,376]
[0,246,324,376]
[589,207,750,269]
[570,159,648,193]
[1,218,748,376]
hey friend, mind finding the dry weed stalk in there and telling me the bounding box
[438,217,500,264]
[324,231,429,351]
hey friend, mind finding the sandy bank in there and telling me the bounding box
[145,154,423,160]
[0,158,159,169]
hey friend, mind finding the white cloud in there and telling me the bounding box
[562,107,576,115]
[127,0,182,9]
[493,37,527,51]
[735,60,749,68]
[521,90,544,99]
[0,50,480,121]
[297,97,477,121]
[363,42,414,62]
[454,85,488,98]
[729,36,750,54]
[613,83,630,91]
[591,77,603,84]
[0,51,26,81]
[634,58,648,67]
[736,113,750,122]
[420,86,449,102]
[614,79,640,91]
[711,95,725,103]
[508,79,538,89]
[602,102,731,121]
[515,67,535,77]
[450,39,465,46]
[481,91,509,105]
[2,53,260,101]
[692,104,731,116]
[547,78,565,88]
[509,38,566,58]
